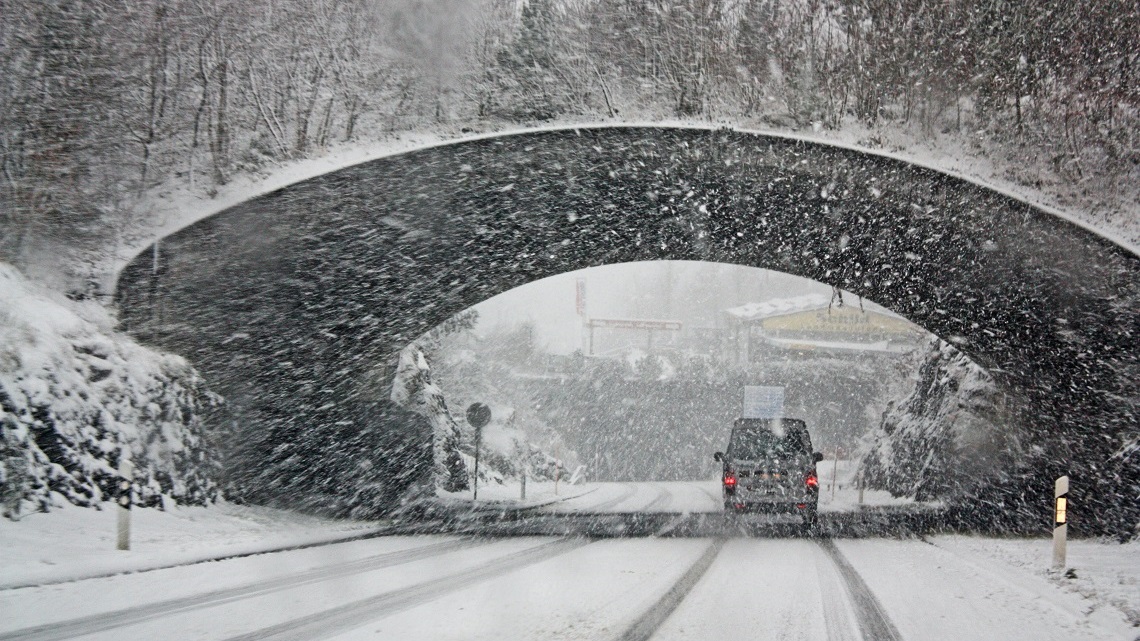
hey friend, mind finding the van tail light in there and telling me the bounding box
[805,474,818,488]
[723,474,737,488]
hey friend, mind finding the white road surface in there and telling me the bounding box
[1,482,1134,641]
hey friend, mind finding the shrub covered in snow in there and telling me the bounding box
[0,264,221,518]
[861,337,1019,502]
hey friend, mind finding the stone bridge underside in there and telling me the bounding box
[117,126,1138,529]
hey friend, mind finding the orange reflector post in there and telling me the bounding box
[1053,475,1069,570]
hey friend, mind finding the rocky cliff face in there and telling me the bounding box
[861,338,1018,502]
[391,343,468,493]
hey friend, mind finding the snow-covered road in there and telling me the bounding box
[2,484,1133,641]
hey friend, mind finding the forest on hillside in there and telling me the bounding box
[2,0,1136,283]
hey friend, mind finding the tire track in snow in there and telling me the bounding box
[813,541,860,641]
[219,537,591,641]
[557,483,638,513]
[816,538,902,641]
[640,484,673,512]
[697,485,723,509]
[0,521,448,592]
[0,537,491,641]
[615,538,725,641]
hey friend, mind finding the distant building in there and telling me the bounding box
[723,294,925,365]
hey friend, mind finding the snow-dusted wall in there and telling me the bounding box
[861,338,1017,502]
[0,265,220,518]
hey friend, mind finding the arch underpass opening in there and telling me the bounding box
[114,126,1139,536]
[413,261,1014,517]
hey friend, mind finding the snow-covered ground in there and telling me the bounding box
[437,478,595,509]
[929,535,1140,630]
[839,536,1138,640]
[1,490,1135,641]
[439,476,920,516]
[0,500,385,590]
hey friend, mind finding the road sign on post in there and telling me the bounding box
[466,403,492,501]
[1053,475,1069,569]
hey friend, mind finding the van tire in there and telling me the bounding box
[801,504,819,534]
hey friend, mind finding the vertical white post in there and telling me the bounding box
[1053,475,1069,570]
[520,471,526,501]
[858,470,865,505]
[472,427,481,502]
[831,449,839,499]
[116,458,133,551]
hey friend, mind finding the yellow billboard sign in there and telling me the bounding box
[760,307,917,338]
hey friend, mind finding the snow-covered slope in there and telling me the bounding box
[0,264,220,518]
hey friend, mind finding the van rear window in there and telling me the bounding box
[729,419,811,459]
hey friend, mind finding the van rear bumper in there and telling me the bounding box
[727,500,816,514]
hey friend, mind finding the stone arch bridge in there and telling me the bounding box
[116,126,1138,532]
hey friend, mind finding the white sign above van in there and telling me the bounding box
[743,386,785,419]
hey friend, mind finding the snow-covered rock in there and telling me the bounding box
[391,343,468,493]
[861,337,1018,502]
[0,264,221,518]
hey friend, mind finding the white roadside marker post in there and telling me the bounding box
[1053,475,1069,570]
[831,448,839,500]
[116,458,133,551]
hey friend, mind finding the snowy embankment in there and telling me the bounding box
[930,535,1140,630]
[392,341,575,498]
[0,500,384,589]
[0,264,219,518]
[816,459,923,513]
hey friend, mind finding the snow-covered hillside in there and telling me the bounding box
[0,264,220,518]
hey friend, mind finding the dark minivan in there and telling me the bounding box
[714,418,824,526]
